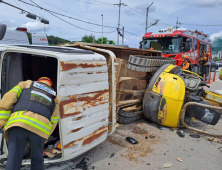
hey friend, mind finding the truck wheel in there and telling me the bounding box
[211,66,216,72]
[127,55,176,72]
[117,108,143,124]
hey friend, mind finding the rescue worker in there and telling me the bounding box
[201,52,209,76]
[219,68,222,80]
[181,55,191,70]
[0,77,59,170]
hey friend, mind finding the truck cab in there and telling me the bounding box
[140,29,212,75]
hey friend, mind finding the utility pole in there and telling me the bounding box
[44,24,46,34]
[122,27,124,45]
[176,17,181,30]
[145,2,154,34]
[114,0,126,45]
[101,14,103,44]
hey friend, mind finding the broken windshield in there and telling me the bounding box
[142,37,182,54]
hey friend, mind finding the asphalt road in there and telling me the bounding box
[47,68,222,170]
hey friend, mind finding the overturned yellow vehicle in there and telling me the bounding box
[143,64,222,136]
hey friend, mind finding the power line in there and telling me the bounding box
[38,0,113,25]
[21,0,142,35]
[29,0,115,34]
[125,5,172,27]
[0,0,45,21]
[18,0,117,29]
[125,30,141,37]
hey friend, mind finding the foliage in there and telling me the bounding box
[213,57,221,62]
[108,40,115,44]
[47,35,71,45]
[97,37,108,44]
[81,34,115,44]
[81,34,95,43]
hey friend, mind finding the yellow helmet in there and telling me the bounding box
[183,55,189,59]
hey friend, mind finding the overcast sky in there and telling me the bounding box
[0,0,222,47]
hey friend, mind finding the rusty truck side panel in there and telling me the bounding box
[63,43,161,102]
[59,53,109,157]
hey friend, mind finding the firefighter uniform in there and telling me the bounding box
[201,53,208,76]
[181,55,191,70]
[219,68,222,80]
[0,78,59,170]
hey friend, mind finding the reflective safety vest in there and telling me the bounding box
[13,82,56,120]
[182,61,191,71]
[5,111,53,136]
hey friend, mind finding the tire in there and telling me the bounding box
[211,66,216,72]
[127,55,176,72]
[117,108,143,124]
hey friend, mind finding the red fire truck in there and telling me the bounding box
[140,29,212,75]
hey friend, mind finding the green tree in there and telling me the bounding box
[108,40,115,44]
[47,36,71,45]
[81,34,95,43]
[81,34,115,44]
[97,37,108,44]
[213,57,221,62]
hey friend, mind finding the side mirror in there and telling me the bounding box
[181,47,185,52]
[0,24,7,40]
[139,41,142,44]
[184,42,191,52]
[186,38,192,43]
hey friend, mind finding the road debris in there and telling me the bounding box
[177,130,185,138]
[43,149,61,158]
[126,137,138,144]
[75,157,95,170]
[163,162,173,168]
[207,137,222,144]
[160,127,170,131]
[110,153,115,158]
[189,133,200,138]
[177,158,183,162]
[145,135,148,139]
[218,147,222,152]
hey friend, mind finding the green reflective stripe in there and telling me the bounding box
[14,86,22,94]
[5,115,52,135]
[51,120,58,123]
[16,111,21,116]
[18,111,24,116]
[31,94,50,104]
[51,116,59,123]
[0,111,12,114]
[0,116,10,119]
[9,86,22,98]
[0,111,11,119]
[220,71,222,76]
